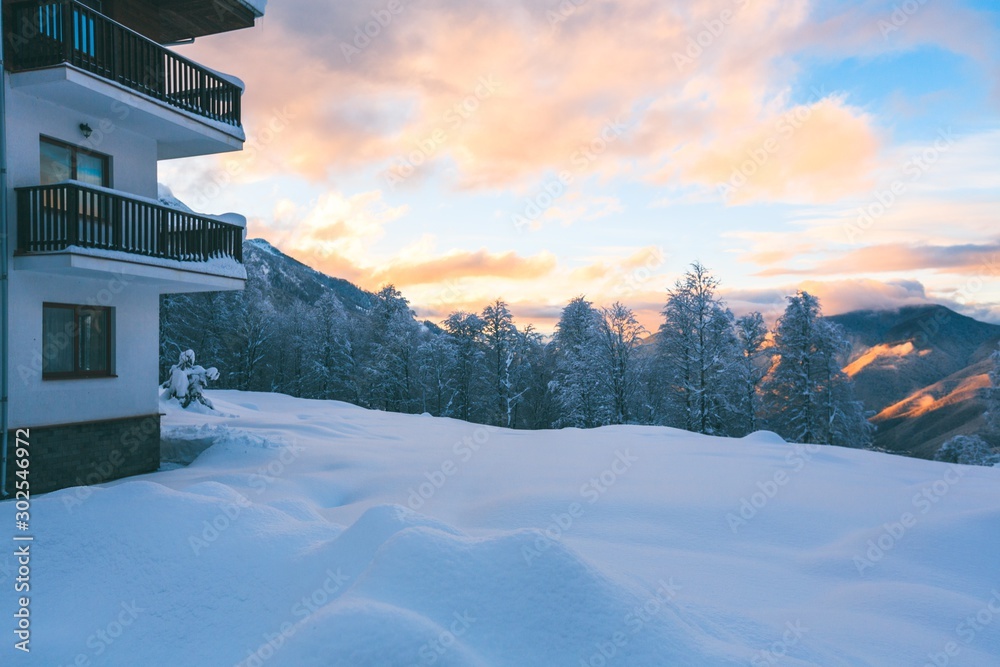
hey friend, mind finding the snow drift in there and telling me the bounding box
[2,390,1000,666]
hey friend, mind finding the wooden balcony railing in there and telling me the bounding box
[16,183,244,264]
[6,0,242,126]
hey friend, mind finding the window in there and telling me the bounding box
[42,304,113,379]
[40,137,110,187]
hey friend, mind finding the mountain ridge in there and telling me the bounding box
[238,240,999,458]
[829,304,1000,457]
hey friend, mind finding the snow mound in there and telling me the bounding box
[741,429,786,444]
[4,389,1000,666]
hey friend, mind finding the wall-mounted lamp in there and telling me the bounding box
[79,123,93,139]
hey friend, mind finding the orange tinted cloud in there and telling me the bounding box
[795,278,929,314]
[679,96,880,204]
[176,0,896,202]
[369,250,557,286]
[755,242,1000,277]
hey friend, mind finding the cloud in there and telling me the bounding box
[164,0,1000,333]
[173,0,1000,202]
[720,279,931,321]
[755,241,1000,277]
[676,95,881,204]
[369,249,558,286]
[795,278,930,314]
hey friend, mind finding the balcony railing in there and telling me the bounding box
[16,183,244,264]
[6,0,242,126]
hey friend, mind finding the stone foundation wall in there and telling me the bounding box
[4,414,160,496]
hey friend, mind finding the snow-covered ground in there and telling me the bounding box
[4,391,1000,666]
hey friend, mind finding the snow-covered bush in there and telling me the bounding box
[934,434,1000,467]
[161,349,220,409]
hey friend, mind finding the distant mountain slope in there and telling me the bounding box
[829,305,1000,456]
[244,238,372,311]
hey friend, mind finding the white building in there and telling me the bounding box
[1,0,265,496]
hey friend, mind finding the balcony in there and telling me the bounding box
[5,0,247,158]
[14,182,246,291]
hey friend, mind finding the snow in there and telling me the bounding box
[201,65,246,92]
[4,391,1000,666]
[54,245,247,279]
[247,237,282,256]
[159,181,248,238]
[844,341,916,376]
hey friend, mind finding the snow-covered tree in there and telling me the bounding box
[500,324,541,428]
[934,434,999,467]
[161,349,220,409]
[762,291,873,448]
[482,299,519,426]
[363,285,418,412]
[656,262,741,435]
[227,282,274,392]
[272,300,317,397]
[551,296,607,427]
[512,331,557,429]
[734,312,769,435]
[443,311,487,423]
[310,292,355,401]
[414,330,459,417]
[595,302,646,424]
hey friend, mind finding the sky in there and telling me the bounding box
[159,0,1000,333]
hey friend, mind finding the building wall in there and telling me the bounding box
[5,82,164,430]
[5,84,159,199]
[0,25,251,494]
[7,271,162,429]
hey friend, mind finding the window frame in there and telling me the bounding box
[39,135,112,188]
[41,302,115,380]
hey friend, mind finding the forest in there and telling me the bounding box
[161,261,875,448]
